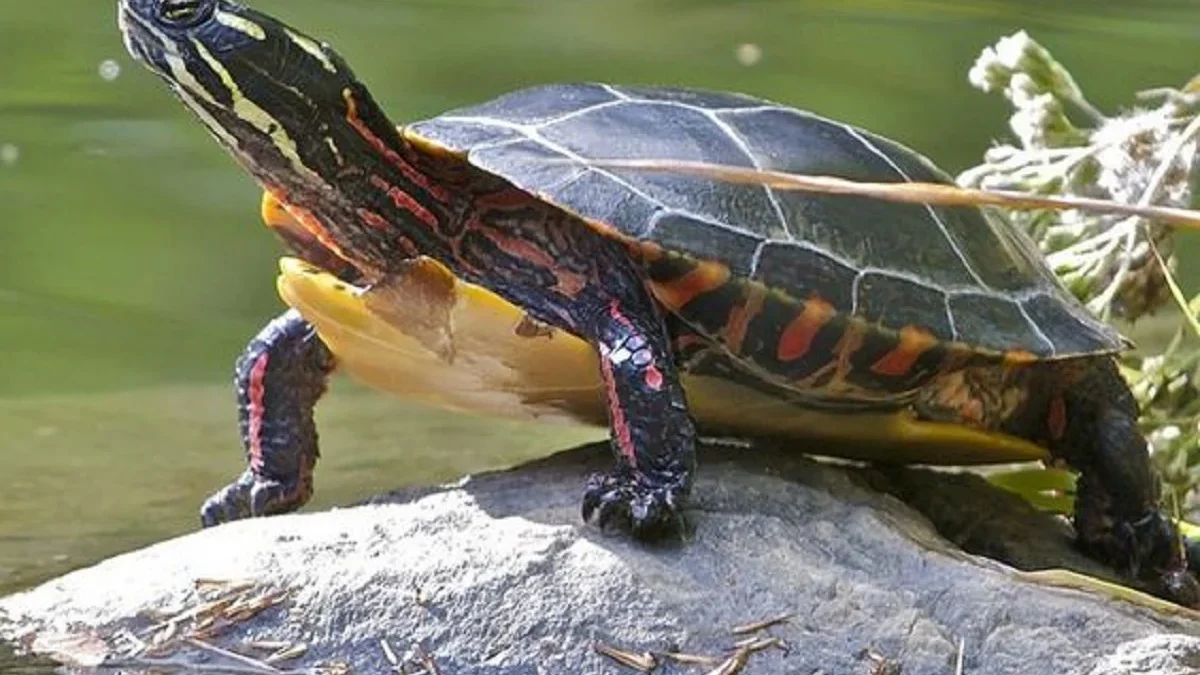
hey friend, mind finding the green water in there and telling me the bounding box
[1,0,1198,625]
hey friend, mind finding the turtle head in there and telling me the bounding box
[118,0,415,272]
[118,0,402,189]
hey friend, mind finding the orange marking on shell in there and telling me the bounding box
[724,284,766,355]
[637,241,666,263]
[777,295,837,362]
[651,261,731,313]
[1003,349,1040,366]
[870,325,939,377]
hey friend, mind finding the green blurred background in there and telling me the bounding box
[1,0,1198,595]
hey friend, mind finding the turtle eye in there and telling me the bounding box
[156,0,215,27]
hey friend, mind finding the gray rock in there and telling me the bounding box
[1,443,1196,675]
[1086,635,1200,675]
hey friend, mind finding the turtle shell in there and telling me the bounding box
[406,83,1123,359]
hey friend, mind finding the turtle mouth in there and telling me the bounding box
[117,3,170,74]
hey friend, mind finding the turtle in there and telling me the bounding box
[117,0,1199,605]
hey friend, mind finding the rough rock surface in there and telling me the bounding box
[1,443,1197,675]
[1085,634,1200,675]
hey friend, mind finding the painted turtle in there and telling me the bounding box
[118,0,1198,604]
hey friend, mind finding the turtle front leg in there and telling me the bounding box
[579,293,697,541]
[1059,359,1200,606]
[200,309,336,526]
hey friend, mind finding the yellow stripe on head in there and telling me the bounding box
[213,9,266,41]
[189,39,321,183]
[285,29,339,74]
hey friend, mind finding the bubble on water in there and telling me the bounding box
[0,143,19,167]
[99,58,121,82]
[735,43,763,66]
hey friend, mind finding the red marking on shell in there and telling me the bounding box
[600,353,637,465]
[370,175,439,230]
[1003,349,1040,366]
[1047,394,1067,440]
[871,325,938,377]
[651,261,731,313]
[644,363,664,391]
[342,89,453,203]
[777,295,837,362]
[246,352,270,473]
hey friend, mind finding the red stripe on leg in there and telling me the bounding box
[644,364,664,391]
[599,352,637,466]
[608,299,634,328]
[246,353,270,473]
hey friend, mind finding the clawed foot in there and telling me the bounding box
[199,469,313,527]
[1091,511,1200,608]
[582,467,690,540]
[1125,514,1200,607]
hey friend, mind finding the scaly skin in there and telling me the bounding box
[200,310,334,525]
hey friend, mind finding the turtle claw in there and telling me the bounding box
[1084,509,1200,608]
[199,469,313,527]
[582,468,689,541]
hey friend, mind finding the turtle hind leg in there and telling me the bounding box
[580,294,697,541]
[200,309,336,526]
[1060,359,1200,606]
